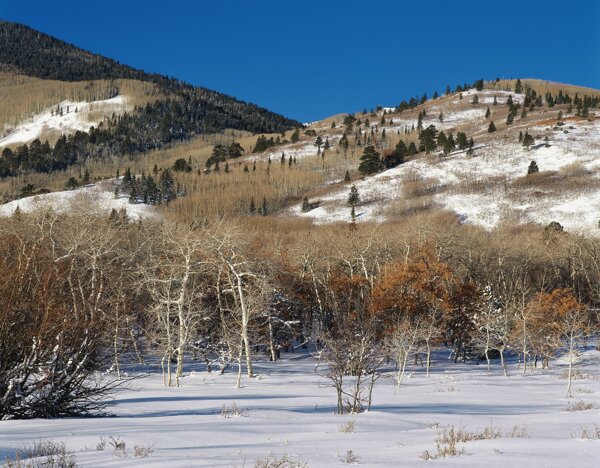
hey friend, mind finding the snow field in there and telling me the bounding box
[0,178,156,219]
[0,96,131,147]
[1,349,599,467]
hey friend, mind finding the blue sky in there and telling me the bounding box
[3,0,599,122]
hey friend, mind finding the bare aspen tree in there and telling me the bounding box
[141,222,208,387]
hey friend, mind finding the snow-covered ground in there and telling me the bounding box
[295,115,600,234]
[1,348,599,467]
[0,96,131,147]
[0,179,156,219]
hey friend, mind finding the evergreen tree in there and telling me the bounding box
[65,177,79,190]
[407,141,418,155]
[358,145,384,175]
[493,96,498,106]
[485,107,491,118]
[522,132,535,150]
[301,196,311,213]
[290,129,300,143]
[129,183,138,203]
[344,170,351,182]
[518,131,523,142]
[514,78,523,94]
[437,131,448,150]
[418,125,438,153]
[347,184,360,206]
[315,136,323,151]
[471,95,479,104]
[456,131,469,150]
[488,121,496,133]
[82,169,90,184]
[249,197,256,215]
[384,140,407,168]
[506,112,514,125]
[527,160,539,175]
[260,197,268,216]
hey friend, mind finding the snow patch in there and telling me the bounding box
[0,96,131,147]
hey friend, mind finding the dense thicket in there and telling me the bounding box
[1,210,599,418]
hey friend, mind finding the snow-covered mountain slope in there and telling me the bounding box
[0,178,155,219]
[255,86,600,235]
[0,95,131,146]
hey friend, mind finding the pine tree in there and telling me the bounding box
[291,129,300,143]
[522,132,535,150]
[260,197,268,216]
[485,107,491,118]
[249,197,256,215]
[471,95,479,105]
[514,78,523,94]
[438,110,443,122]
[358,145,384,175]
[488,121,496,133]
[527,160,539,175]
[315,136,323,151]
[506,112,514,125]
[456,131,468,150]
[493,96,498,106]
[301,196,311,213]
[82,169,90,184]
[418,125,438,153]
[437,131,448,151]
[344,170,351,182]
[518,131,523,142]
[347,184,360,206]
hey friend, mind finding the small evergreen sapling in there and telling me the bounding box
[347,184,360,206]
[527,160,539,175]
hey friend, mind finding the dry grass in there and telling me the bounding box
[565,400,597,412]
[422,424,528,460]
[339,420,356,433]
[572,424,600,440]
[254,454,308,468]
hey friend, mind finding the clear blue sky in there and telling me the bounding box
[3,0,599,122]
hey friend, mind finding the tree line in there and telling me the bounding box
[1,210,599,419]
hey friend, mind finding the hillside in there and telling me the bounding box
[239,79,600,234]
[0,20,300,178]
